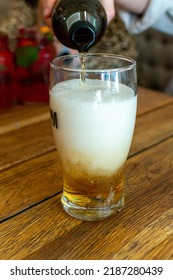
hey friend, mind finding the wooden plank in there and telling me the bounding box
[130,103,173,156]
[137,87,173,116]
[0,104,49,135]
[0,136,173,260]
[144,235,173,259]
[0,120,55,171]
[0,151,62,222]
[111,208,173,259]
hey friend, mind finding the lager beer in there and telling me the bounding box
[50,78,137,220]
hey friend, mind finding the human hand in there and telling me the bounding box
[41,0,115,23]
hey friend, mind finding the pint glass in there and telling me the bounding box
[49,54,137,221]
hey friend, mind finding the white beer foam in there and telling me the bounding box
[50,79,137,175]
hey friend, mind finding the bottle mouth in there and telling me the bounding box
[69,23,96,52]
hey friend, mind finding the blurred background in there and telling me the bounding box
[0,0,173,111]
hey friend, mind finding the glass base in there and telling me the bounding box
[61,195,124,221]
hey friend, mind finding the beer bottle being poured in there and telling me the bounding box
[51,0,107,52]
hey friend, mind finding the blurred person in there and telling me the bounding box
[116,0,173,35]
[112,0,173,95]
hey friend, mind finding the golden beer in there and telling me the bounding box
[50,78,137,220]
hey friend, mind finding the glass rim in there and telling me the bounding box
[50,53,136,73]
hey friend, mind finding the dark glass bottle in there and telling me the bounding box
[0,32,14,111]
[52,0,107,52]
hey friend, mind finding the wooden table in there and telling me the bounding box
[0,87,173,260]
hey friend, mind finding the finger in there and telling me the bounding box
[42,0,57,18]
[101,0,115,23]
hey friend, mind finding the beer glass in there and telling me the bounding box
[49,53,137,221]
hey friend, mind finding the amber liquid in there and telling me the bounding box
[79,52,87,84]
[62,162,125,209]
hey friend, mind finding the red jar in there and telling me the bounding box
[15,29,39,104]
[15,27,56,104]
[0,32,14,111]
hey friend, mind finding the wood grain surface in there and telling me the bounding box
[0,87,173,260]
